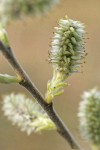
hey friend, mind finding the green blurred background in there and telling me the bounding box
[0,0,100,149]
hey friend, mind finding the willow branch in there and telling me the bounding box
[0,41,83,150]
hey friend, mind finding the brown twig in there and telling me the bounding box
[0,41,83,150]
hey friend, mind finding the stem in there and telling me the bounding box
[0,41,83,150]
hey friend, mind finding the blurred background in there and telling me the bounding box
[0,0,100,150]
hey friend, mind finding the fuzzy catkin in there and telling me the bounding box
[0,0,59,25]
[50,18,85,76]
[2,93,56,135]
[78,88,100,146]
[45,17,86,103]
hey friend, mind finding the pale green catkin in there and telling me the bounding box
[2,93,56,135]
[0,0,59,25]
[78,88,100,147]
[45,17,85,103]
[50,17,85,75]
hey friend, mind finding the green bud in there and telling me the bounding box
[0,25,9,46]
[0,74,21,84]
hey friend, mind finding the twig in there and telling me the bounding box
[0,41,83,150]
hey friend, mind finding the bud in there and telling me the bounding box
[0,24,9,46]
[2,93,56,135]
[45,17,86,103]
[78,88,100,148]
[0,74,20,84]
